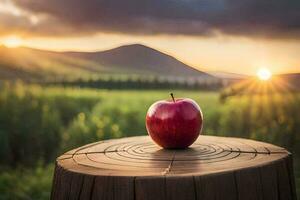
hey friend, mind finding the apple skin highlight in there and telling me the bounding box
[146,97,203,149]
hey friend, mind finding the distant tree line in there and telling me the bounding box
[48,76,225,90]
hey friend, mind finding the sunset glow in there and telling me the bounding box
[0,0,299,75]
[257,68,272,81]
[3,36,23,48]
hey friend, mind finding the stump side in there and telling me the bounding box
[51,135,297,200]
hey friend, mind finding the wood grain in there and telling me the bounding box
[51,135,297,200]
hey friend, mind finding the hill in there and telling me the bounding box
[0,44,214,82]
[65,44,211,78]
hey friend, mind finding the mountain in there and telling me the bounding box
[0,44,214,82]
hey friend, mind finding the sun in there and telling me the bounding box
[257,68,272,81]
[3,36,23,48]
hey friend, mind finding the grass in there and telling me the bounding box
[0,83,299,199]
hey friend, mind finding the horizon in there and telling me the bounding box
[1,42,299,77]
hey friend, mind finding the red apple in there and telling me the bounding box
[146,93,203,149]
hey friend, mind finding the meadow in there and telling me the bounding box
[0,82,299,199]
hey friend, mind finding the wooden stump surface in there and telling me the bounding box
[51,135,297,200]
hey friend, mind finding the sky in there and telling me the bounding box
[0,0,300,75]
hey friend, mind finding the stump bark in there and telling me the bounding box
[51,135,297,200]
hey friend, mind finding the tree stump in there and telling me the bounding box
[51,135,297,200]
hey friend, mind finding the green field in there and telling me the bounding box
[0,82,299,199]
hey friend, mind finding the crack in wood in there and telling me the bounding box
[162,152,176,175]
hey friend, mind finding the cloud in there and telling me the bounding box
[2,0,300,38]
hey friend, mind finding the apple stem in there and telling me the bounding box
[170,93,175,103]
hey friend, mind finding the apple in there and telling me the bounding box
[146,93,203,149]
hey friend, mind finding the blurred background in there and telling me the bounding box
[0,0,300,199]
